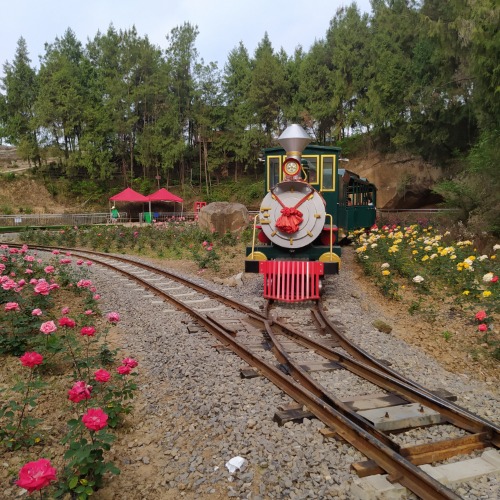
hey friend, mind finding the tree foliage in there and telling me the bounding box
[0,1,498,231]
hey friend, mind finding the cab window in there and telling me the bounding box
[322,156,335,191]
[268,156,281,188]
[302,157,318,184]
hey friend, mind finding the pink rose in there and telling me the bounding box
[40,321,57,335]
[2,278,17,290]
[20,352,44,368]
[475,310,487,322]
[34,281,51,295]
[478,323,488,332]
[93,294,100,300]
[107,312,120,324]
[122,357,138,368]
[82,408,108,431]
[59,317,76,328]
[77,279,93,288]
[44,266,55,274]
[117,365,131,375]
[32,308,43,316]
[16,458,57,494]
[492,276,498,283]
[80,326,96,337]
[5,302,20,312]
[84,310,94,315]
[76,259,84,265]
[94,368,111,383]
[68,381,92,403]
[61,307,70,315]
[51,250,60,255]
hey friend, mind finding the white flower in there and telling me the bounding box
[412,275,424,283]
[477,255,488,261]
[430,254,438,259]
[483,272,494,283]
[381,263,390,269]
[371,243,378,248]
[494,244,500,251]
[464,258,474,266]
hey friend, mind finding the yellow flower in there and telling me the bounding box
[462,290,470,295]
[492,255,496,260]
[382,270,390,276]
[422,255,429,261]
[483,291,492,297]
[412,250,418,255]
[450,255,457,260]
[468,255,476,261]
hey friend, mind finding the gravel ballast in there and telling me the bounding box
[85,253,499,500]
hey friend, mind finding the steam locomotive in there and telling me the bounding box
[245,124,377,302]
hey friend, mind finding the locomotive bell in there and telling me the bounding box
[278,124,311,160]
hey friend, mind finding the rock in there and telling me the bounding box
[213,273,245,287]
[372,319,393,334]
[197,202,249,235]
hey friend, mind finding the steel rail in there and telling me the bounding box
[312,307,500,446]
[253,312,499,439]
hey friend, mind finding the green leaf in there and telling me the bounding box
[69,476,79,489]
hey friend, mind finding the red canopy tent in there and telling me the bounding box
[109,188,149,222]
[146,188,184,220]
[147,188,183,203]
[109,187,149,203]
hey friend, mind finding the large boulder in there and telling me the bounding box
[198,202,249,235]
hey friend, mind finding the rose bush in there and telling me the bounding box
[0,244,138,497]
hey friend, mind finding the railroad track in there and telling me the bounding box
[12,244,500,499]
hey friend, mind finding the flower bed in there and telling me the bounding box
[353,224,499,360]
[0,244,138,498]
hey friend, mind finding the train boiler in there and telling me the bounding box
[245,124,376,302]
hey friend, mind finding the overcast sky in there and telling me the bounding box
[1,0,372,75]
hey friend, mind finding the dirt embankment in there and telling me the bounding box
[0,177,69,214]
[351,151,449,209]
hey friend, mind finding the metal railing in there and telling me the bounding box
[0,213,112,227]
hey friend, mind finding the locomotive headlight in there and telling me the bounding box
[282,158,301,177]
